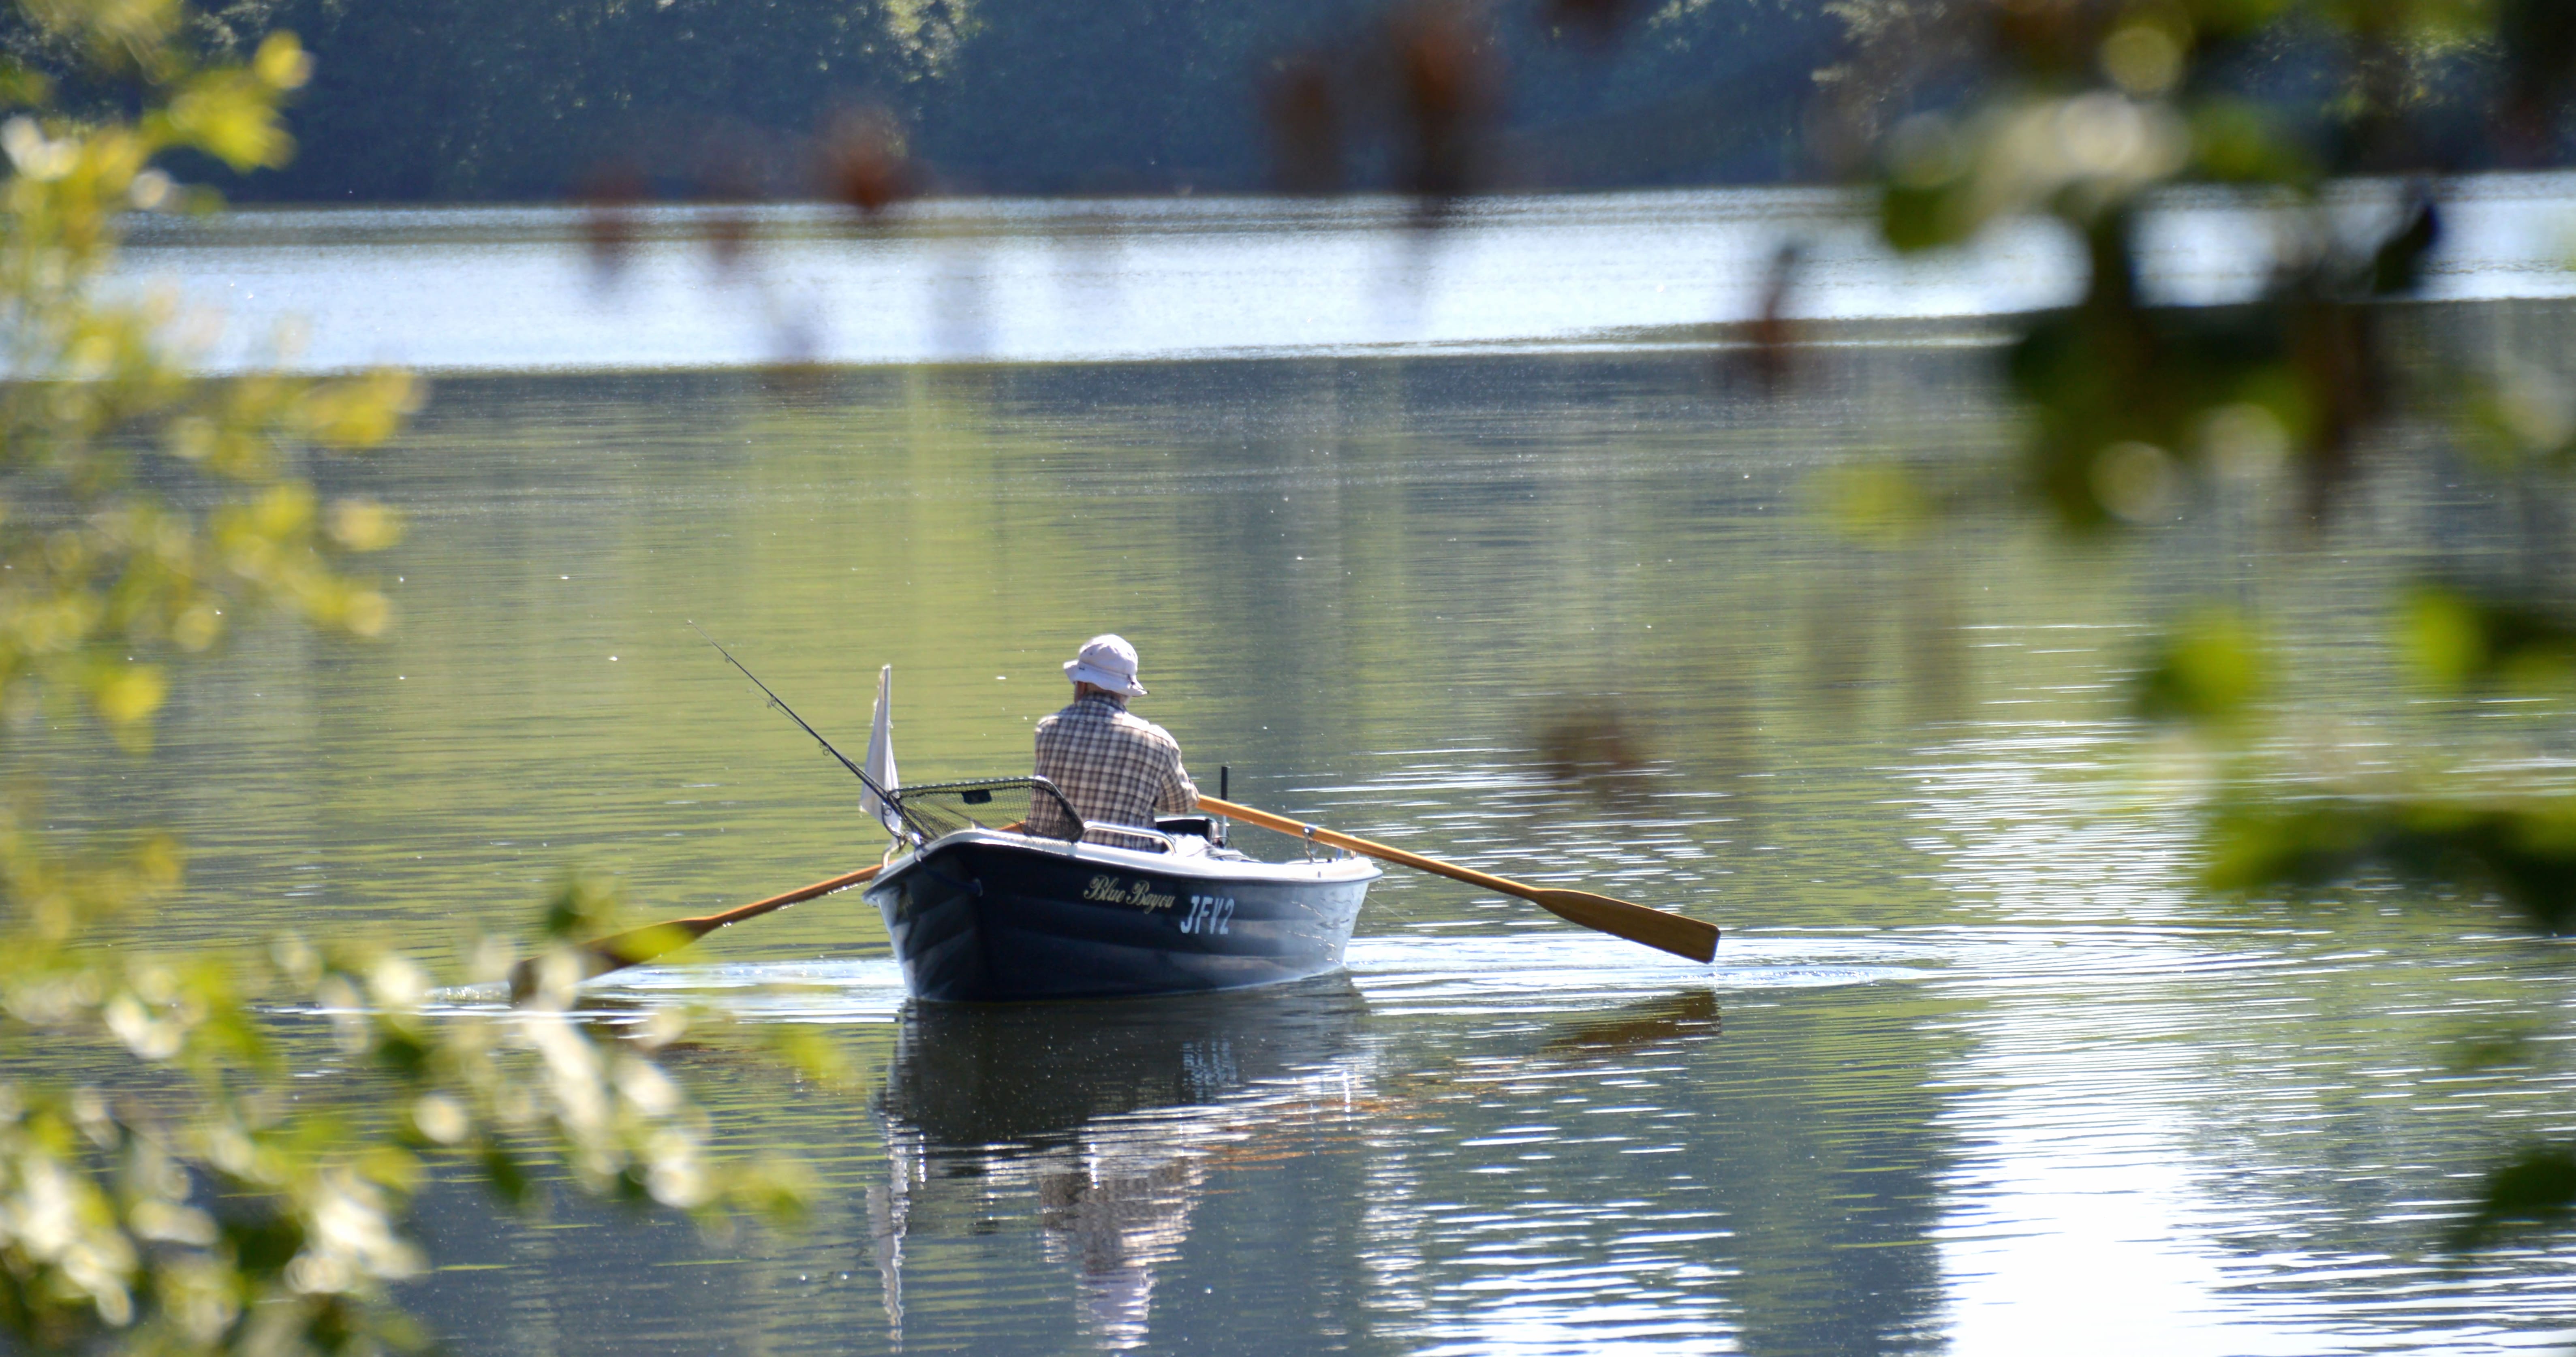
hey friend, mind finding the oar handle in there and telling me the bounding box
[1197,795,1537,898]
[1196,794,1719,964]
[684,862,883,930]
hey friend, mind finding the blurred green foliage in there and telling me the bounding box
[1836,0,2576,1263]
[2131,607,2269,725]
[0,2,803,1351]
[2450,1144,2576,1251]
[2402,582,2576,689]
[2205,795,2576,930]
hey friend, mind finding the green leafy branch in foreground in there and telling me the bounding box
[1809,0,2576,1261]
[1850,0,2505,534]
[0,1,410,753]
[2117,587,2576,931]
[2113,571,2576,1258]
[0,1,810,1352]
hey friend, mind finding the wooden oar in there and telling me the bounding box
[1196,795,1719,963]
[508,863,884,1002]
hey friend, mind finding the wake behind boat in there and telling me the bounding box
[864,779,1380,1003]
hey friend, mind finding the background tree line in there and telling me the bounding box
[198,0,2576,203]
[38,0,1842,201]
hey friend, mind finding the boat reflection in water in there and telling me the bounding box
[866,977,1723,1351]
[870,974,1370,1350]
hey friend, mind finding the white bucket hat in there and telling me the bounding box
[1064,633,1148,697]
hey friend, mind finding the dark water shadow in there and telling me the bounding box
[1534,985,1721,1059]
[878,971,1370,1147]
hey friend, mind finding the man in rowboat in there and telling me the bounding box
[1026,634,1198,843]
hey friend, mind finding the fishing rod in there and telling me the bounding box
[688,621,893,805]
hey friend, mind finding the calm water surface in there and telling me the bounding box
[51,193,2576,1353]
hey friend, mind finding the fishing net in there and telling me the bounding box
[886,777,1084,844]
[883,777,1197,852]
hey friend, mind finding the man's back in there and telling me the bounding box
[1028,692,1197,840]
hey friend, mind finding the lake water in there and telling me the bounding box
[118,175,2576,373]
[53,186,2576,1354]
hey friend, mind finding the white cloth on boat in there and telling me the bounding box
[862,664,901,835]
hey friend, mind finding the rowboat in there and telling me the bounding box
[507,651,1712,1009]
[864,779,1382,1003]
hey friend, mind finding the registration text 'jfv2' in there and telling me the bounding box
[1180,894,1235,936]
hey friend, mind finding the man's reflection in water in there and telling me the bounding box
[1038,1145,1206,1346]
[872,977,1370,1351]
[870,980,1720,1351]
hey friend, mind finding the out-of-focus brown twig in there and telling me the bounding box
[691,124,770,275]
[1389,1,1496,219]
[575,162,646,290]
[1733,240,1804,395]
[819,105,914,217]
[1265,55,1344,195]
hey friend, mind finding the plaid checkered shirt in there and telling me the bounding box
[1027,692,1198,842]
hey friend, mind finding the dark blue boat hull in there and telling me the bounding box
[865,835,1375,1003]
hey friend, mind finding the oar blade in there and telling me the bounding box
[503,863,885,1006]
[584,920,714,972]
[507,921,712,1003]
[1529,889,1719,963]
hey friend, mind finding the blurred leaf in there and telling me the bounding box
[154,68,296,171]
[2459,363,2576,463]
[540,874,624,941]
[2133,608,2269,725]
[88,662,165,742]
[325,498,402,553]
[1881,181,1960,253]
[2444,1021,2540,1073]
[2451,1145,2576,1250]
[251,31,311,91]
[2401,583,2576,690]
[1813,462,1933,542]
[2188,98,2314,183]
[0,61,53,111]
[374,1030,430,1079]
[2207,795,2576,932]
[220,1212,305,1276]
[480,1143,529,1207]
[298,369,421,449]
[761,1026,853,1088]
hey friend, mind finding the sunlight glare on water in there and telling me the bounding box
[112,175,2576,374]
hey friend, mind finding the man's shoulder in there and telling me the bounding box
[1036,698,1100,731]
[1109,709,1179,748]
